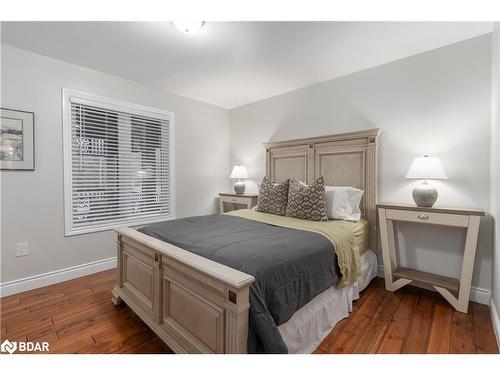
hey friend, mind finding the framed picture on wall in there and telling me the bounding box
[0,108,35,170]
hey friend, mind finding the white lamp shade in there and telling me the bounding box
[230,165,248,179]
[405,156,447,180]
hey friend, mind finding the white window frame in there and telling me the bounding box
[62,88,176,236]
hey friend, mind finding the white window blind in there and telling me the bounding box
[63,90,175,235]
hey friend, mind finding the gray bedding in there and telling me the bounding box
[139,214,340,353]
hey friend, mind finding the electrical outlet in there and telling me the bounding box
[16,242,29,257]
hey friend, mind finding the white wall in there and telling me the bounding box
[0,44,229,284]
[491,23,500,337]
[229,35,493,293]
[1,34,495,301]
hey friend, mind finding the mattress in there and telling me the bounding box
[278,249,378,354]
[139,212,342,353]
[227,209,364,285]
[139,210,374,353]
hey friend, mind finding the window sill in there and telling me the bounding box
[65,214,176,237]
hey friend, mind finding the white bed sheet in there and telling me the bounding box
[278,249,378,354]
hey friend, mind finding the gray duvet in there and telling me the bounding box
[139,214,340,353]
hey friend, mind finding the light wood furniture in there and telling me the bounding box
[219,193,258,213]
[111,128,380,353]
[377,203,484,313]
[112,227,254,353]
[264,128,380,250]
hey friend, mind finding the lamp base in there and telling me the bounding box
[233,180,246,194]
[412,180,438,207]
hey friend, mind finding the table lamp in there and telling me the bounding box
[405,155,447,207]
[230,165,248,194]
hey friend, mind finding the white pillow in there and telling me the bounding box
[325,186,364,221]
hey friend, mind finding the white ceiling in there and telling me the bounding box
[1,22,493,109]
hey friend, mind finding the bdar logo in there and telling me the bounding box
[1,339,17,354]
[0,340,49,354]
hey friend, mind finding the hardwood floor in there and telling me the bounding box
[0,269,172,354]
[0,269,497,354]
[314,277,498,354]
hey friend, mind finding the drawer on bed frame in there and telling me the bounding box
[120,240,161,322]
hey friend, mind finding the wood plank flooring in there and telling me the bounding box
[0,269,172,354]
[315,278,498,354]
[1,269,497,354]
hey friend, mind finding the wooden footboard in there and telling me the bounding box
[111,227,255,353]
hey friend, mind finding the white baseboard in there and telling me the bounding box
[469,287,493,305]
[0,257,117,298]
[376,265,491,305]
[491,299,500,350]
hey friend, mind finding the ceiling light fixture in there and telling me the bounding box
[171,21,205,34]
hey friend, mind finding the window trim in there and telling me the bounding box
[62,88,176,236]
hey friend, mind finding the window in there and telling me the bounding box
[63,89,175,235]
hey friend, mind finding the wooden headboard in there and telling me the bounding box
[263,128,381,250]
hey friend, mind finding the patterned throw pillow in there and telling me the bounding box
[286,177,329,221]
[256,177,289,216]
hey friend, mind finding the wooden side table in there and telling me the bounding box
[219,193,258,213]
[377,203,484,313]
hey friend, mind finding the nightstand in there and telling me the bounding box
[377,203,484,313]
[219,193,258,213]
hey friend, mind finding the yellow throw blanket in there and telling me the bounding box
[224,209,362,285]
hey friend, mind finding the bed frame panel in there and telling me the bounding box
[265,128,381,250]
[112,227,254,353]
[112,128,380,353]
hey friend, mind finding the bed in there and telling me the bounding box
[111,128,381,353]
